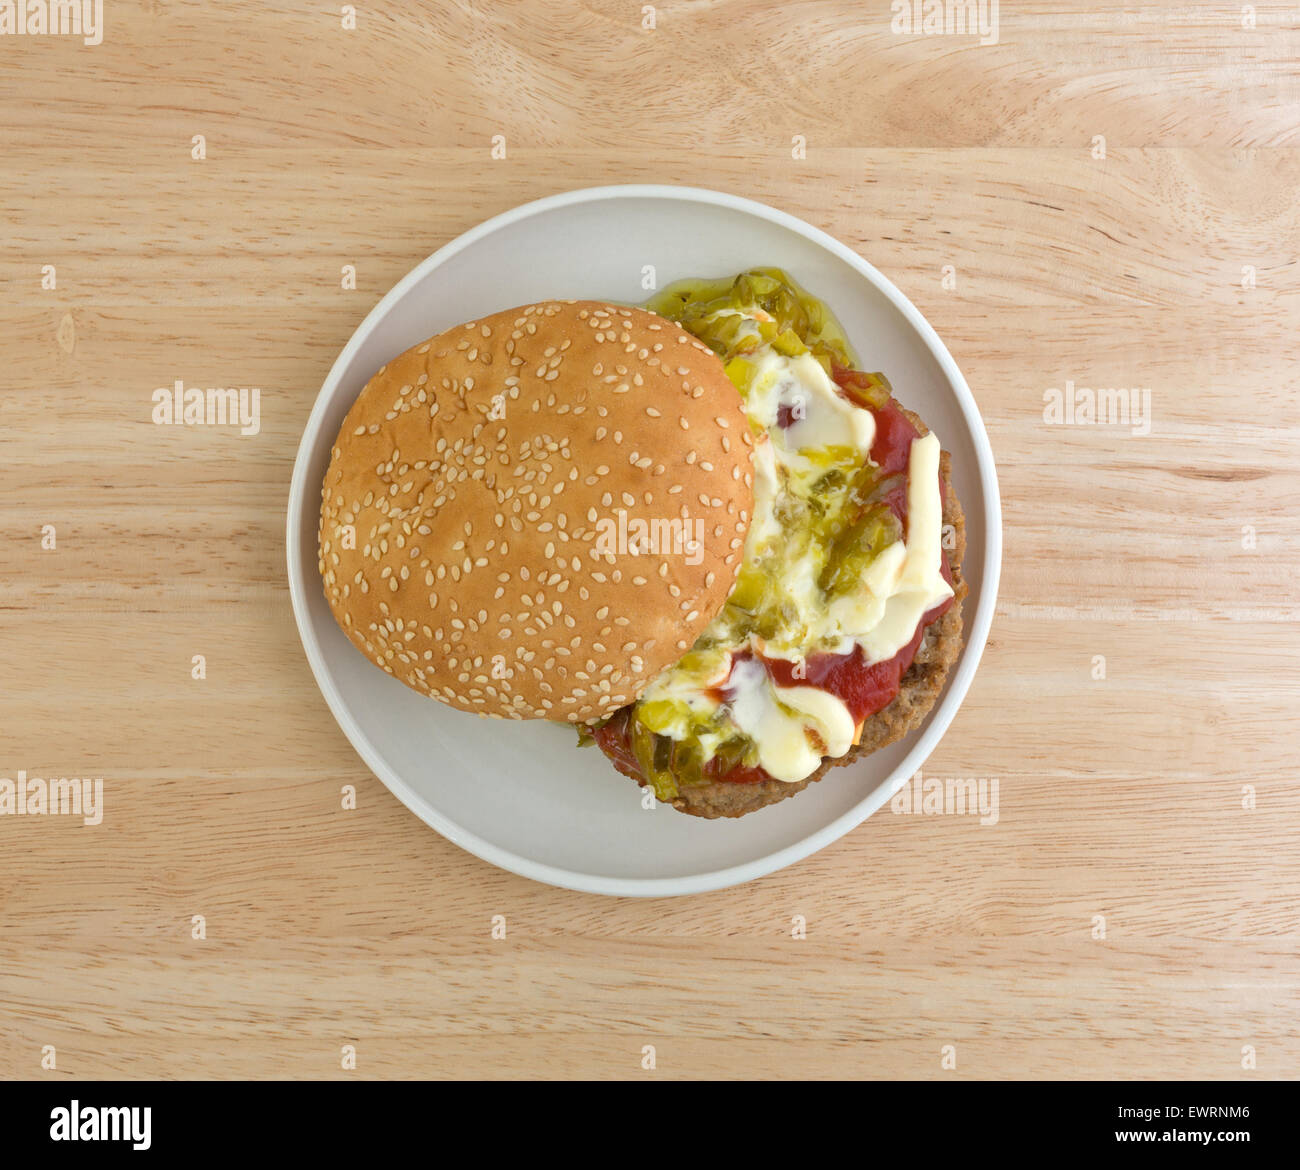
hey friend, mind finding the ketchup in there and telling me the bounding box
[592,708,641,782]
[593,365,952,788]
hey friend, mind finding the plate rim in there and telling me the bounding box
[285,183,1003,898]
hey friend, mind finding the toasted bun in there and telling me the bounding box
[319,301,754,724]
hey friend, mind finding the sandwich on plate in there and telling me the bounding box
[319,270,965,818]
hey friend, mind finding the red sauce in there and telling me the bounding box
[829,364,883,408]
[702,758,769,784]
[593,366,952,789]
[866,397,918,477]
[592,707,641,783]
[865,397,918,534]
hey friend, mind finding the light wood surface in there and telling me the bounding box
[2,1,1298,1081]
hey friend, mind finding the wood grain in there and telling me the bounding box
[1,1,1298,1080]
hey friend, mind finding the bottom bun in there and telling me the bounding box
[615,411,967,819]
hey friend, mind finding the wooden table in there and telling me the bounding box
[2,1,1297,1080]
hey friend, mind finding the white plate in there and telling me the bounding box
[286,185,1001,897]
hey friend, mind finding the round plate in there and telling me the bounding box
[286,184,1002,897]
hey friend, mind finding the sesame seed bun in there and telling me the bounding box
[318,301,754,724]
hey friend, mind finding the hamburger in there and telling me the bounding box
[319,271,965,818]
